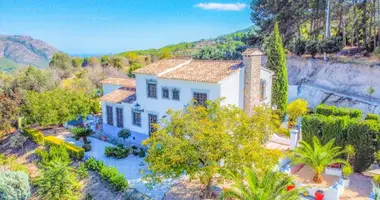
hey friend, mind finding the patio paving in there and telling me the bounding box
[294,165,371,200]
[63,136,179,200]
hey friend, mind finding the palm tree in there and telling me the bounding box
[220,168,303,200]
[291,136,350,183]
[72,127,92,143]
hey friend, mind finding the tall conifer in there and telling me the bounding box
[267,22,288,120]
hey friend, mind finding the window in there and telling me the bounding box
[147,83,157,98]
[106,106,113,125]
[132,111,141,126]
[193,92,208,106]
[260,80,266,101]
[148,114,158,135]
[116,108,123,128]
[162,87,169,99]
[172,88,180,100]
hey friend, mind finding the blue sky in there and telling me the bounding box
[0,0,252,55]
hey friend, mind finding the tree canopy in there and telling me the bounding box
[143,99,282,197]
[251,0,380,52]
[22,88,96,126]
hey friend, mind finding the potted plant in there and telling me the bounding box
[315,190,324,200]
[342,165,353,186]
[372,175,380,199]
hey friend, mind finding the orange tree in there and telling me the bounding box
[143,99,282,198]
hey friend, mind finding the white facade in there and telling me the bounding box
[100,55,274,145]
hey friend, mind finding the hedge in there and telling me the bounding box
[316,104,362,118]
[85,157,128,191]
[346,120,379,172]
[22,128,44,145]
[302,113,380,172]
[44,136,84,160]
[366,114,380,121]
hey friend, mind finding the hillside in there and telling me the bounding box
[118,26,256,59]
[0,35,59,69]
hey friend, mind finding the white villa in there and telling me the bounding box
[99,48,274,144]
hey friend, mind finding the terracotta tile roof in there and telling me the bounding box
[99,78,136,89]
[159,60,243,83]
[242,48,264,56]
[133,59,189,75]
[100,87,136,103]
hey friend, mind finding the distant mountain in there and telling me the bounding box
[0,35,59,69]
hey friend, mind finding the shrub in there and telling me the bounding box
[36,145,71,167]
[316,104,337,116]
[9,133,27,150]
[289,38,306,56]
[82,144,92,152]
[99,166,128,191]
[346,120,379,172]
[301,115,325,144]
[85,157,104,171]
[0,171,31,200]
[315,104,362,118]
[302,113,380,172]
[374,175,380,186]
[132,149,139,156]
[375,150,380,162]
[104,146,129,159]
[77,163,88,179]
[306,40,318,58]
[318,37,344,54]
[321,116,351,147]
[86,157,128,191]
[287,99,308,128]
[138,148,146,158]
[0,154,28,173]
[22,128,44,145]
[366,114,380,121]
[342,165,353,178]
[44,136,85,160]
[35,160,81,200]
[85,193,93,200]
[118,129,131,145]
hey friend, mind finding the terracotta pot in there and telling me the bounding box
[315,190,324,200]
[286,185,295,191]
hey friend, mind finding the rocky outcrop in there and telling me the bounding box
[0,35,58,67]
[287,57,380,115]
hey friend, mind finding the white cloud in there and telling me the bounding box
[195,2,247,11]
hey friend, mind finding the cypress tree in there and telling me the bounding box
[266,22,288,120]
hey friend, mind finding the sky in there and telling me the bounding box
[0,0,253,55]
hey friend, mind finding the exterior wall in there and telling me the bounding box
[100,59,273,142]
[220,70,242,108]
[103,83,123,95]
[101,101,149,145]
[135,74,221,134]
[260,68,273,105]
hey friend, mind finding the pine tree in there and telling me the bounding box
[266,22,288,120]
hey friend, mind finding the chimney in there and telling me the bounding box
[242,48,264,116]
